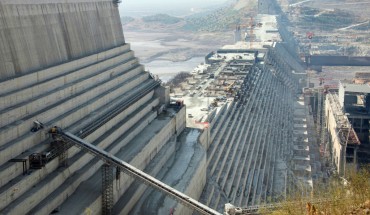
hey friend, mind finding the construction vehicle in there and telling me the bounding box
[306,32,314,40]
[170,99,184,110]
[48,127,222,215]
[225,84,236,94]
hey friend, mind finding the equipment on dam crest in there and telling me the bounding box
[49,127,222,215]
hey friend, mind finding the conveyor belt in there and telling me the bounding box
[59,130,222,215]
[81,80,160,138]
[40,80,160,162]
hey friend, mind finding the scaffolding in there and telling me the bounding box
[102,164,114,215]
[58,141,69,167]
[327,93,360,146]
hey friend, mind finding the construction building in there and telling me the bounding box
[323,81,370,175]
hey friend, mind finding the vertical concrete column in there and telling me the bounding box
[155,86,170,106]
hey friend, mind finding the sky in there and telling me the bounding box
[119,0,229,17]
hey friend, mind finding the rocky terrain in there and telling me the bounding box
[279,0,370,56]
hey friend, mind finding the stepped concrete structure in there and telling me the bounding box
[0,0,323,214]
[0,1,197,214]
[198,47,306,210]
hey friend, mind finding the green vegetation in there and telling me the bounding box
[142,14,183,24]
[166,72,191,88]
[121,16,135,25]
[263,166,370,214]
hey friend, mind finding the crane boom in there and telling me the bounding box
[54,129,222,215]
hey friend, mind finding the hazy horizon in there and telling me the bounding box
[119,0,229,17]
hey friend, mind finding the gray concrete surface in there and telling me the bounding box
[199,44,300,210]
[54,109,181,215]
[129,128,206,215]
[0,0,124,80]
[0,1,193,214]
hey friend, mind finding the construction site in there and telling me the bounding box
[0,0,369,215]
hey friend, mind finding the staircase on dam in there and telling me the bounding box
[0,1,194,214]
[0,39,170,214]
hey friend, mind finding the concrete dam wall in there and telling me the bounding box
[0,0,312,214]
[0,0,124,80]
[306,55,370,66]
[0,0,200,214]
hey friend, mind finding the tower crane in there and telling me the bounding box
[233,15,258,49]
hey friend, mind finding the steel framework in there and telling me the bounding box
[102,164,114,215]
